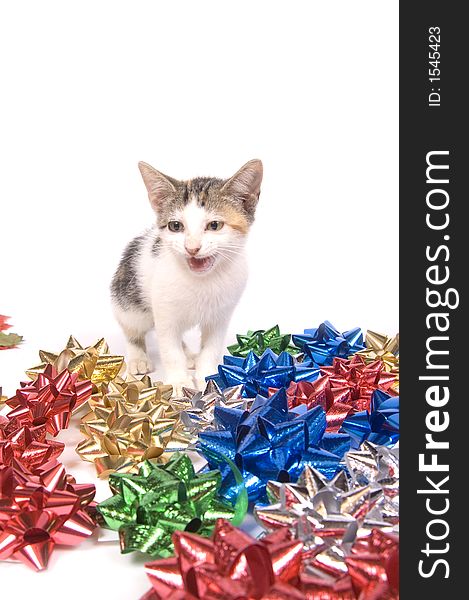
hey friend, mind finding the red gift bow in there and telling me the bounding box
[320,356,397,411]
[301,529,399,599]
[0,460,96,570]
[282,378,355,433]
[346,528,399,599]
[273,356,398,433]
[0,421,65,471]
[6,364,92,436]
[143,519,305,600]
[301,528,399,600]
[1,364,97,570]
[142,520,399,600]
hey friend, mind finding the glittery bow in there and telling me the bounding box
[280,377,355,433]
[0,314,22,349]
[0,419,65,471]
[175,380,247,436]
[355,330,399,371]
[292,321,364,366]
[142,518,305,600]
[254,442,399,541]
[0,460,96,570]
[345,442,399,524]
[227,324,297,358]
[206,349,320,398]
[197,388,348,502]
[76,376,196,477]
[340,390,399,448]
[280,355,398,434]
[97,453,246,557]
[5,364,92,436]
[355,330,399,394]
[319,355,398,413]
[254,443,399,599]
[301,528,399,599]
[26,336,125,398]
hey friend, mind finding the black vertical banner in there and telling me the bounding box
[400,2,465,598]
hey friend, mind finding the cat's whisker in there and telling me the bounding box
[215,251,238,265]
[219,248,244,257]
[223,242,245,248]
[221,246,244,253]
[222,246,244,251]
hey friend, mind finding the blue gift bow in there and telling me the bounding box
[292,320,364,366]
[197,387,349,503]
[206,348,321,398]
[339,389,399,448]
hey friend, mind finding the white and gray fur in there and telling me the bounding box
[111,159,263,394]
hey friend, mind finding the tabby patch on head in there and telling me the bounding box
[138,159,263,274]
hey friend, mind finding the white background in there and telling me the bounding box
[0,1,398,597]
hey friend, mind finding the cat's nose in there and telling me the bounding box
[185,245,201,256]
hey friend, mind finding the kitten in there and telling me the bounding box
[111,159,263,394]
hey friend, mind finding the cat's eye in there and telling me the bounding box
[207,221,224,231]
[168,221,184,232]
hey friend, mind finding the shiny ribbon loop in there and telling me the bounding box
[142,518,398,599]
[292,321,364,366]
[1,422,65,472]
[97,452,246,557]
[275,352,398,435]
[0,460,96,570]
[26,336,125,397]
[76,376,205,477]
[197,388,348,502]
[356,330,399,371]
[6,365,92,437]
[253,442,399,599]
[143,519,304,600]
[227,324,297,358]
[176,381,246,437]
[255,441,399,541]
[1,354,98,570]
[340,390,400,448]
[207,349,320,398]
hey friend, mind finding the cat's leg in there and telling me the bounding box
[126,335,152,375]
[153,308,194,396]
[195,318,230,390]
[114,306,154,375]
[182,340,197,370]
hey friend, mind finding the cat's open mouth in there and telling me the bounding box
[187,255,215,273]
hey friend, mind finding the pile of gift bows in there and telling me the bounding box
[0,322,399,599]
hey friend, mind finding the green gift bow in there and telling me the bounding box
[227,324,297,358]
[97,452,246,557]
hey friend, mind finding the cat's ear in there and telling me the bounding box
[221,159,263,215]
[138,162,178,211]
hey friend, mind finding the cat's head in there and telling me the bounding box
[138,159,263,275]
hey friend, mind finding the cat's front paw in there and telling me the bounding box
[128,356,153,375]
